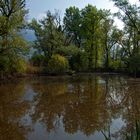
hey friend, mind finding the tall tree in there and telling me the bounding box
[0,0,28,75]
[63,6,82,47]
[101,10,114,69]
[112,0,140,55]
[101,15,122,69]
[30,11,64,59]
[112,0,140,74]
[81,5,103,70]
[0,0,27,55]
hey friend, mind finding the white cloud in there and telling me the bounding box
[114,18,124,30]
[129,0,139,4]
[37,13,46,20]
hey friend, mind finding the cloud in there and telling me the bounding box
[129,0,139,4]
[37,12,46,20]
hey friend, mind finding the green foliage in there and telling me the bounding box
[0,0,27,36]
[128,54,140,75]
[64,6,82,47]
[29,2,140,75]
[29,11,64,58]
[55,45,80,57]
[1,0,139,76]
[110,60,123,71]
[30,53,46,66]
[0,56,10,73]
[12,57,27,73]
[112,0,140,57]
[55,45,89,71]
[81,5,104,70]
[47,54,69,73]
[0,55,27,74]
[0,0,28,77]
[69,51,88,71]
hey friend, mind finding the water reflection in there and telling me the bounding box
[0,75,140,140]
[0,81,31,140]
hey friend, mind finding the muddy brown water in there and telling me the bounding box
[0,74,140,140]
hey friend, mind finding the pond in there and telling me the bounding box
[0,74,140,140]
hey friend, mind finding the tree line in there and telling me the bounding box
[0,0,140,78]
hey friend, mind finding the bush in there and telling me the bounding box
[13,58,27,73]
[110,60,124,71]
[128,54,140,76]
[47,54,69,73]
[55,45,89,72]
[69,51,88,71]
[26,64,42,74]
[0,55,27,75]
[0,56,10,73]
[30,54,46,66]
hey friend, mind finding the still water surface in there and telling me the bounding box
[0,74,140,140]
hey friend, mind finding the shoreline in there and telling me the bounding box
[0,71,139,82]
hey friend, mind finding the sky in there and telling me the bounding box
[26,0,139,28]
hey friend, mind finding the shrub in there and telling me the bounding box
[0,56,10,73]
[110,60,124,71]
[55,45,88,71]
[69,51,88,71]
[0,55,27,75]
[13,58,27,73]
[47,54,69,73]
[128,54,140,76]
[26,64,42,74]
[30,54,46,66]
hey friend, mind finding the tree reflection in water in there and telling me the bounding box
[0,81,31,140]
[30,75,140,140]
[0,75,139,140]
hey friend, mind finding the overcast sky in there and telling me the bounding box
[26,0,139,28]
